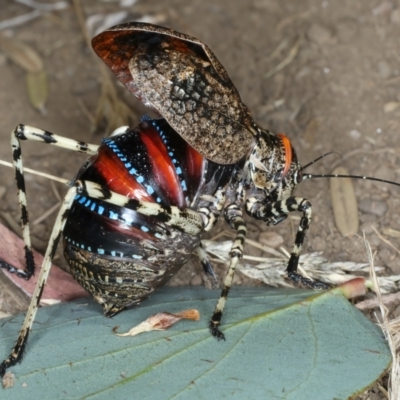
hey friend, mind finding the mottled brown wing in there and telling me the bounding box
[91,22,255,164]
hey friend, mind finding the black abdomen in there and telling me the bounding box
[63,117,235,316]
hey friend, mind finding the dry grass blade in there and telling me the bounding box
[363,233,399,400]
[382,228,400,239]
[330,167,359,236]
[0,160,69,185]
[202,238,400,292]
[276,10,312,32]
[93,69,136,133]
[26,70,48,114]
[14,0,68,11]
[372,226,400,256]
[0,34,43,72]
[264,36,300,79]
[73,0,136,132]
[32,201,61,225]
[356,291,400,311]
[384,101,400,113]
[0,33,48,114]
[0,10,41,30]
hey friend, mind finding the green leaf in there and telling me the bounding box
[1,287,391,399]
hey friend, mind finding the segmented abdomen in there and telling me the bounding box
[63,117,207,316]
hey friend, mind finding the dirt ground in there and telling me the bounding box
[0,0,399,395]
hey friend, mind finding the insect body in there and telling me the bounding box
[63,117,237,316]
[1,22,397,377]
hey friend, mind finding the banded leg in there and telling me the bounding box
[80,181,204,235]
[0,183,79,377]
[1,125,99,279]
[13,124,99,154]
[198,165,243,233]
[198,186,227,232]
[0,177,208,377]
[246,196,329,289]
[209,203,247,340]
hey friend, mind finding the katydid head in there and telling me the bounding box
[248,128,302,202]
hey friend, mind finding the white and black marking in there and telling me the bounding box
[73,193,167,237]
[14,125,99,154]
[4,22,400,380]
[78,180,204,236]
[0,184,78,376]
[209,203,247,339]
[148,118,189,196]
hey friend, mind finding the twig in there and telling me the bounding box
[264,36,301,80]
[0,10,41,30]
[356,291,400,311]
[14,0,68,11]
[372,225,400,256]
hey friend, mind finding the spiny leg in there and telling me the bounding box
[8,132,34,278]
[13,124,99,154]
[79,180,204,235]
[195,186,229,288]
[284,199,328,289]
[209,203,246,340]
[0,178,208,377]
[247,196,329,289]
[0,183,79,377]
[1,124,99,279]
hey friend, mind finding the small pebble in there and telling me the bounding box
[307,23,333,45]
[0,53,6,67]
[358,199,388,217]
[258,232,284,248]
[311,236,326,252]
[190,274,202,286]
[349,129,361,140]
[379,248,396,266]
[378,60,391,79]
[390,8,400,23]
[359,222,377,234]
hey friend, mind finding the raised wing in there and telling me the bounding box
[92,22,255,164]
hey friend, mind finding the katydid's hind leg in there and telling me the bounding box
[209,204,246,340]
[196,242,219,289]
[13,124,99,154]
[0,183,79,378]
[2,125,99,280]
[0,177,208,376]
[4,129,36,279]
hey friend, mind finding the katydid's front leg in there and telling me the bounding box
[246,196,329,289]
